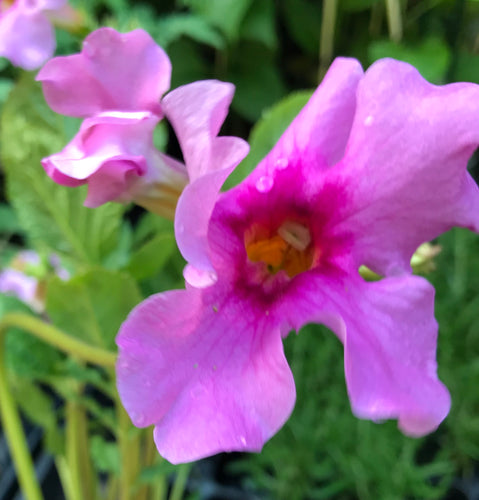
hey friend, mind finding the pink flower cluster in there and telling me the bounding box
[39,28,479,464]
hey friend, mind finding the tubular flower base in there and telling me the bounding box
[116,58,479,463]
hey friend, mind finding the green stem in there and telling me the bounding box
[0,329,43,500]
[385,0,402,42]
[319,0,338,81]
[118,404,135,500]
[0,313,116,500]
[169,464,191,500]
[0,313,116,367]
[65,400,84,500]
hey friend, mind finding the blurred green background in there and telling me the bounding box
[1,1,479,499]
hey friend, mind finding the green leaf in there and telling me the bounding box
[341,0,381,11]
[368,36,451,83]
[11,379,64,455]
[1,74,124,265]
[239,0,277,50]
[454,51,479,83]
[1,295,64,378]
[0,203,21,234]
[281,0,321,55]
[229,43,286,121]
[181,0,253,42]
[224,90,313,189]
[46,269,142,350]
[126,232,176,281]
[156,13,225,49]
[90,436,120,474]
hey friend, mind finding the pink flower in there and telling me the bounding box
[0,250,68,311]
[37,27,192,215]
[116,58,479,464]
[0,0,78,70]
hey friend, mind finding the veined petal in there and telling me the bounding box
[285,272,450,436]
[334,58,479,275]
[37,27,171,116]
[163,81,249,270]
[116,286,295,464]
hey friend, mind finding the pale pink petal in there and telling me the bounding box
[0,7,54,70]
[37,27,171,117]
[332,59,479,275]
[281,272,450,436]
[163,80,249,270]
[116,286,295,464]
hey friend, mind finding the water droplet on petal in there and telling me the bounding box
[177,224,185,234]
[256,176,274,193]
[364,115,374,126]
[275,158,288,170]
[239,436,247,445]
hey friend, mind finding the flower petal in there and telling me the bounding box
[37,27,171,116]
[285,272,450,436]
[334,59,479,275]
[41,111,161,206]
[116,285,295,464]
[257,57,363,176]
[162,80,249,270]
[0,8,54,70]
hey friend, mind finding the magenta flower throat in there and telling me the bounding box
[116,57,479,464]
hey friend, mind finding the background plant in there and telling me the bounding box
[1,1,479,499]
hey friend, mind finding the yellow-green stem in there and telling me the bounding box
[0,324,43,500]
[169,464,191,500]
[385,0,403,42]
[319,0,338,81]
[0,313,116,367]
[0,312,116,500]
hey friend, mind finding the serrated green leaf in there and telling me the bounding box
[225,90,313,188]
[368,37,451,83]
[46,269,142,350]
[1,74,124,265]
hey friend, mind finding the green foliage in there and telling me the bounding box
[181,0,253,43]
[1,74,123,266]
[90,436,120,474]
[281,0,322,55]
[46,268,142,350]
[369,36,451,83]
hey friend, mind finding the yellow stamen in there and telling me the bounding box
[245,221,315,278]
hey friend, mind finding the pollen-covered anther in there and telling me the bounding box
[245,220,315,278]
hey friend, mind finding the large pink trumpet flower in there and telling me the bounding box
[117,58,479,463]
